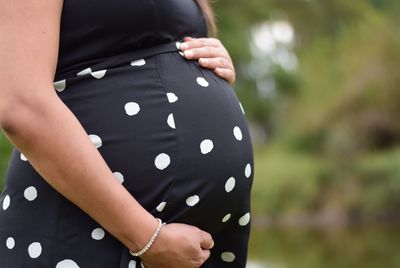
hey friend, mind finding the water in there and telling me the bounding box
[247,227,400,268]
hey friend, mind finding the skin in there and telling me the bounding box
[0,1,232,267]
[181,36,237,85]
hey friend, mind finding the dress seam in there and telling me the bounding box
[154,54,182,222]
[50,196,70,265]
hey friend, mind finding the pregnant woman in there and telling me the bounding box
[0,0,254,267]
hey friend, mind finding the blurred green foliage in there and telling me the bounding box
[0,133,12,190]
[249,227,400,268]
[213,0,400,224]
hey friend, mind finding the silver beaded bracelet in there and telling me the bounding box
[129,218,165,257]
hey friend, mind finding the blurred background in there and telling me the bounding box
[1,0,400,267]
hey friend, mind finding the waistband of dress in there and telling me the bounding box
[53,40,184,82]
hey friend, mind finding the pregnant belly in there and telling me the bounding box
[57,50,254,233]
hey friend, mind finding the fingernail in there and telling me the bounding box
[199,58,208,65]
[184,50,193,58]
[175,41,182,50]
[180,43,189,50]
[210,241,215,249]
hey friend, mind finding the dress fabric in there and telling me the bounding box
[0,0,254,267]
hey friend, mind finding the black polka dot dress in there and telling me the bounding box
[0,0,254,267]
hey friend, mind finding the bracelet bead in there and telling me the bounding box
[129,218,165,257]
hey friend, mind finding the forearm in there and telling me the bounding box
[1,88,157,252]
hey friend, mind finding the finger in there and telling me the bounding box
[214,68,236,85]
[199,57,232,70]
[183,36,194,42]
[199,231,214,250]
[180,37,221,51]
[192,250,210,268]
[201,249,211,262]
[183,46,224,60]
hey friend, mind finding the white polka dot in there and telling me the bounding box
[2,195,10,210]
[156,202,166,212]
[186,195,200,206]
[91,69,107,79]
[221,252,235,262]
[125,102,141,116]
[128,260,136,268]
[167,113,176,129]
[239,212,251,226]
[225,177,236,193]
[76,67,92,76]
[154,153,171,170]
[166,92,178,103]
[24,186,38,201]
[239,102,245,114]
[175,41,181,50]
[91,228,105,240]
[222,213,231,223]
[196,77,209,87]
[233,126,243,141]
[200,139,214,154]
[20,153,28,161]
[54,79,66,92]
[28,242,42,258]
[245,163,252,178]
[56,259,80,268]
[130,59,146,66]
[89,134,102,149]
[113,172,124,184]
[6,237,15,249]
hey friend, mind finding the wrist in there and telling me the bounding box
[129,218,165,257]
[124,213,159,253]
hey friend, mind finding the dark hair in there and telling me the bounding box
[195,0,217,37]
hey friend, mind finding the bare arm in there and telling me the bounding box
[0,0,158,252]
[0,1,213,267]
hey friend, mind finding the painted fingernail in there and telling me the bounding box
[184,50,193,58]
[175,41,181,50]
